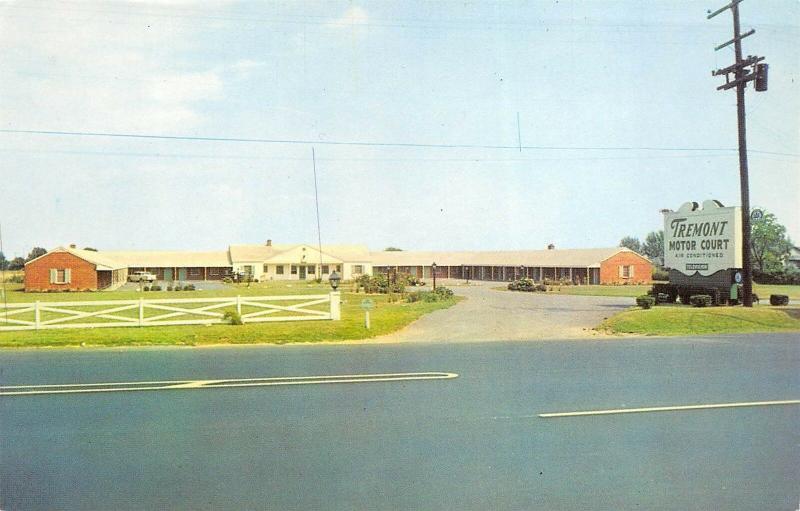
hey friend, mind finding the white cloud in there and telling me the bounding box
[329,6,369,28]
[0,1,224,133]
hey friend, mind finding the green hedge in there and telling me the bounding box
[690,295,712,308]
[635,295,655,309]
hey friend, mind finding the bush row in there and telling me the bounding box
[753,269,800,285]
[507,278,548,292]
[142,284,196,292]
[406,287,454,303]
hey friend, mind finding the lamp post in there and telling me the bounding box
[431,262,437,291]
[328,271,341,290]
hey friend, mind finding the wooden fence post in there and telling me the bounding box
[330,291,341,320]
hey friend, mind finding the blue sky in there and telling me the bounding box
[0,0,797,258]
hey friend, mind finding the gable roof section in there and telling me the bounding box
[25,246,128,271]
[230,244,370,263]
[370,247,644,268]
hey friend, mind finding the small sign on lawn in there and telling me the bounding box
[360,299,374,329]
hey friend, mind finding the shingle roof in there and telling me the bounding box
[99,250,231,268]
[369,247,642,268]
[24,246,129,271]
[230,244,371,263]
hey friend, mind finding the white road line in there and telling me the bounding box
[0,372,458,397]
[538,399,800,418]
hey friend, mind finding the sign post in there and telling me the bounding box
[360,299,374,329]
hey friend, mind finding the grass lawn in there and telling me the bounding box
[501,283,800,300]
[0,282,461,348]
[599,304,800,336]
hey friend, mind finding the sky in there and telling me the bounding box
[0,0,798,258]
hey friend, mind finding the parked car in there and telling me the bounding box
[128,271,157,283]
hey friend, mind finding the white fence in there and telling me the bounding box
[0,292,341,331]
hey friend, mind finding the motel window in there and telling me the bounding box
[336,265,341,272]
[209,268,220,276]
[263,264,269,273]
[49,268,71,284]
[291,265,298,275]
[322,265,329,274]
[276,265,284,275]
[189,268,201,276]
[620,265,634,279]
[353,265,364,274]
[307,266,315,274]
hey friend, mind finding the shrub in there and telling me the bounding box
[770,294,790,306]
[222,277,233,284]
[174,285,182,291]
[508,278,535,292]
[690,295,712,308]
[652,268,669,281]
[143,285,151,291]
[166,285,173,291]
[635,295,655,309]
[223,310,243,325]
[184,284,196,291]
[433,286,454,299]
[150,285,162,291]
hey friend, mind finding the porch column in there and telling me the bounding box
[569,267,573,282]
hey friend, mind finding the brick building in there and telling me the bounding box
[24,247,128,292]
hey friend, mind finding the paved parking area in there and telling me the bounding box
[377,280,631,342]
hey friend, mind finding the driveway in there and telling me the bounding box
[377,280,632,342]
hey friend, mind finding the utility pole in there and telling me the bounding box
[708,0,768,307]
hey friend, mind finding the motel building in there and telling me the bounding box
[24,241,372,292]
[371,246,653,285]
[23,241,650,292]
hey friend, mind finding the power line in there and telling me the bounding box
[1,129,796,157]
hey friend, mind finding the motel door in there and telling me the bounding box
[299,266,307,280]
[164,268,173,281]
[178,268,187,281]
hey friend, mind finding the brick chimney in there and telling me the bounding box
[266,239,272,247]
[69,244,77,249]
[547,243,555,250]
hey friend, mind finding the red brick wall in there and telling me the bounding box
[599,251,653,285]
[24,252,98,291]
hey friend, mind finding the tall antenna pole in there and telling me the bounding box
[708,0,768,307]
[312,148,323,275]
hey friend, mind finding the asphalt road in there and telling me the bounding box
[1,334,798,510]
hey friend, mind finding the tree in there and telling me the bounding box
[750,212,792,274]
[83,247,98,252]
[641,230,664,267]
[619,236,642,253]
[0,251,7,271]
[384,247,403,251]
[8,257,25,270]
[26,247,47,262]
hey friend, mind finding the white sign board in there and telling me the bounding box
[664,200,742,277]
